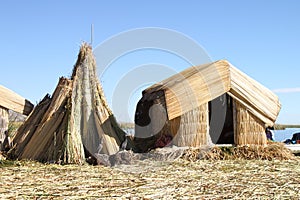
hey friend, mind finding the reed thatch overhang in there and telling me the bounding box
[144,60,281,127]
[0,85,33,151]
[0,85,33,115]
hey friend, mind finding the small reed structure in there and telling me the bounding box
[0,85,33,150]
[134,60,281,152]
[9,43,125,164]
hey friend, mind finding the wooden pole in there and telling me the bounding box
[91,24,94,46]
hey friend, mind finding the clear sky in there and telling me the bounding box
[0,1,299,124]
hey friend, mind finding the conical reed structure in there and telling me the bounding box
[9,43,125,164]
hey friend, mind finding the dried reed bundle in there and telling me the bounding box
[9,43,125,164]
[182,143,295,161]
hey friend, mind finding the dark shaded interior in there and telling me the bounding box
[134,91,166,152]
[209,94,234,144]
[135,99,153,127]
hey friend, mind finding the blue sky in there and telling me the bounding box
[0,1,299,124]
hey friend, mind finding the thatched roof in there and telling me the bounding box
[144,60,281,126]
[0,85,33,115]
[9,43,125,164]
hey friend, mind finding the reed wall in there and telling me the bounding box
[171,103,209,147]
[234,100,267,145]
[0,106,9,146]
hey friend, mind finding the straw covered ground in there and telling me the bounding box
[1,155,300,199]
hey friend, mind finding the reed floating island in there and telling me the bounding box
[4,46,286,164]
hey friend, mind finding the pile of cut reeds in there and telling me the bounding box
[182,142,295,161]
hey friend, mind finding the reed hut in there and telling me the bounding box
[9,43,125,164]
[134,60,281,152]
[0,85,33,150]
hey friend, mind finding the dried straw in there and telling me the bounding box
[172,103,208,147]
[182,143,295,161]
[235,100,267,145]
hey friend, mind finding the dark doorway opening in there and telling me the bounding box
[209,94,234,144]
